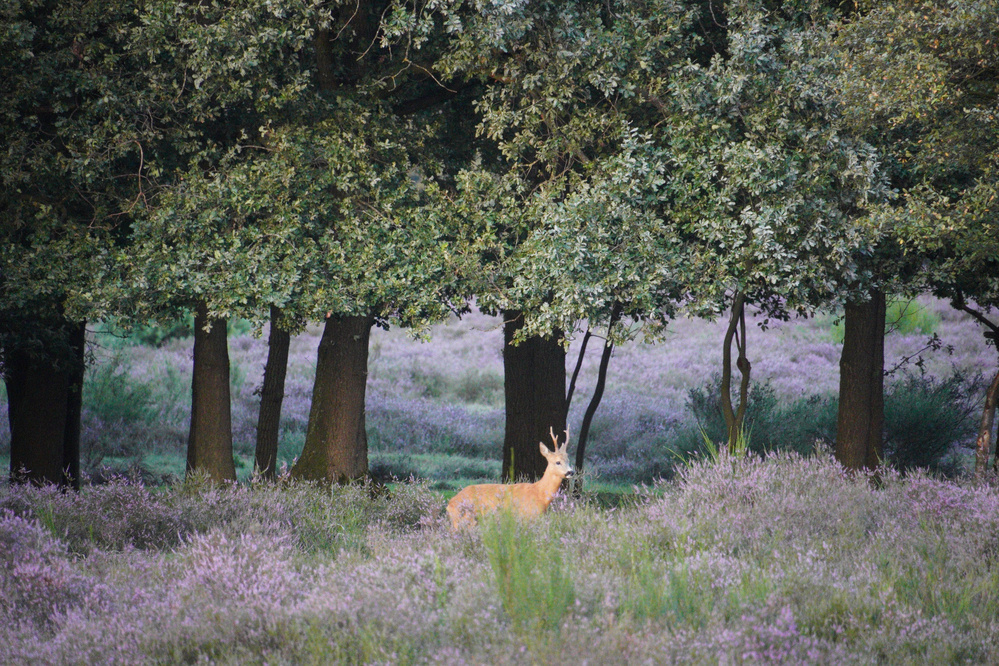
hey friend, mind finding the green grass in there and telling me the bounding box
[828,297,941,343]
[481,507,576,636]
[370,452,501,486]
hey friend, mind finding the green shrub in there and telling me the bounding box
[409,365,448,399]
[84,355,155,425]
[453,367,504,405]
[682,370,981,476]
[883,370,982,475]
[683,379,836,458]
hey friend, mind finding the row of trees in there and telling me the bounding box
[2,0,997,488]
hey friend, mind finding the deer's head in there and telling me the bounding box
[540,427,574,479]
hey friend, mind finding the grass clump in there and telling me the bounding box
[481,508,576,635]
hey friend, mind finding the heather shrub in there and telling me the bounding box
[0,475,441,561]
[402,362,503,407]
[3,457,999,664]
[582,396,689,483]
[367,394,502,458]
[0,477,191,554]
[0,510,93,628]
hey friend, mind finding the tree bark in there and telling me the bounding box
[254,305,291,480]
[975,368,999,478]
[502,310,567,482]
[720,292,751,450]
[292,314,374,483]
[6,319,85,487]
[835,290,886,471]
[186,302,236,483]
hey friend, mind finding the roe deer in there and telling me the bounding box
[447,427,574,529]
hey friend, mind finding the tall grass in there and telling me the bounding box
[481,508,576,635]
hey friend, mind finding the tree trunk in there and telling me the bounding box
[564,329,591,420]
[254,305,290,480]
[575,302,622,487]
[975,367,999,478]
[186,302,236,483]
[62,322,85,489]
[720,292,751,450]
[6,320,85,487]
[835,289,886,471]
[502,310,567,482]
[292,314,374,483]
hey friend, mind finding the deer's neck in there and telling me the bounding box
[533,468,563,503]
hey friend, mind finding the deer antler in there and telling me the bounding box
[550,425,570,452]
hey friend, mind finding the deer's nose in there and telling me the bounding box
[564,469,575,478]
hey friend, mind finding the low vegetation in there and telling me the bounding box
[3,453,998,664]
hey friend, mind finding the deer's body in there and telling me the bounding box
[447,429,573,529]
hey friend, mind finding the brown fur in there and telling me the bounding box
[447,430,573,529]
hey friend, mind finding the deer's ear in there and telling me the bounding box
[539,441,552,458]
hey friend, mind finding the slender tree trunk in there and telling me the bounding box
[720,292,751,450]
[575,303,622,486]
[186,302,236,483]
[292,314,374,483]
[951,303,999,478]
[254,305,290,480]
[62,322,85,489]
[835,290,886,471]
[502,310,567,482]
[975,368,999,477]
[6,319,85,487]
[564,329,591,420]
